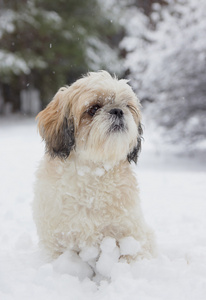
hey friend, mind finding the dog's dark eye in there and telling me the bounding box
[87,104,101,116]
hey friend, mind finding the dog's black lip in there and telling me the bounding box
[108,119,126,133]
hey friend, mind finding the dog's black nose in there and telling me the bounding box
[109,108,123,118]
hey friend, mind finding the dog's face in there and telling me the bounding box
[37,71,142,165]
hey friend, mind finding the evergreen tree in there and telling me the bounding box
[0,0,120,111]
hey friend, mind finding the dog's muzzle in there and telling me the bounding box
[108,108,126,132]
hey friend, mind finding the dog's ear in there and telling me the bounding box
[36,88,75,159]
[127,123,143,164]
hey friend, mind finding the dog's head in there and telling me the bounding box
[36,71,142,165]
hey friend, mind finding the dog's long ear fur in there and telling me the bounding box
[36,88,75,159]
[127,123,143,164]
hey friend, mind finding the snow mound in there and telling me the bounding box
[119,236,141,256]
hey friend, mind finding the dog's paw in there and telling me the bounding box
[53,250,93,280]
[79,246,99,268]
[95,236,143,278]
[119,236,142,263]
[96,237,120,278]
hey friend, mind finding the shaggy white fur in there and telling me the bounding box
[33,71,155,261]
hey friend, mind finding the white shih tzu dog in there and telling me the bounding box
[33,71,155,261]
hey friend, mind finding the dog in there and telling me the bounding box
[33,71,155,261]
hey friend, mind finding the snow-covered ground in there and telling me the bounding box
[0,115,206,300]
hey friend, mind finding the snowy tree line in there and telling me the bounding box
[0,0,205,151]
[120,0,206,151]
[0,0,121,112]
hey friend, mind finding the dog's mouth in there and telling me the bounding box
[108,115,126,133]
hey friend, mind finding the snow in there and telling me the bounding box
[120,0,206,149]
[96,238,120,279]
[119,237,141,256]
[0,50,30,75]
[0,9,15,38]
[0,116,206,299]
[79,246,99,262]
[53,251,93,281]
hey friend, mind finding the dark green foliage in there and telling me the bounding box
[0,0,120,110]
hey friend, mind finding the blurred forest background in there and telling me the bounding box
[0,0,206,153]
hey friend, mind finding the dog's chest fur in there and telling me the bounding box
[34,154,140,255]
